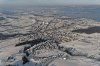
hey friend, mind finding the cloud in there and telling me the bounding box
[0,0,100,5]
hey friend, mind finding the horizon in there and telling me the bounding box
[0,0,100,6]
[1,4,100,8]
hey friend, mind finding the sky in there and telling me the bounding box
[0,0,100,6]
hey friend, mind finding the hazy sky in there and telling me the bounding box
[0,0,100,6]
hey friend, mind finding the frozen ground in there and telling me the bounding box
[0,11,100,66]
